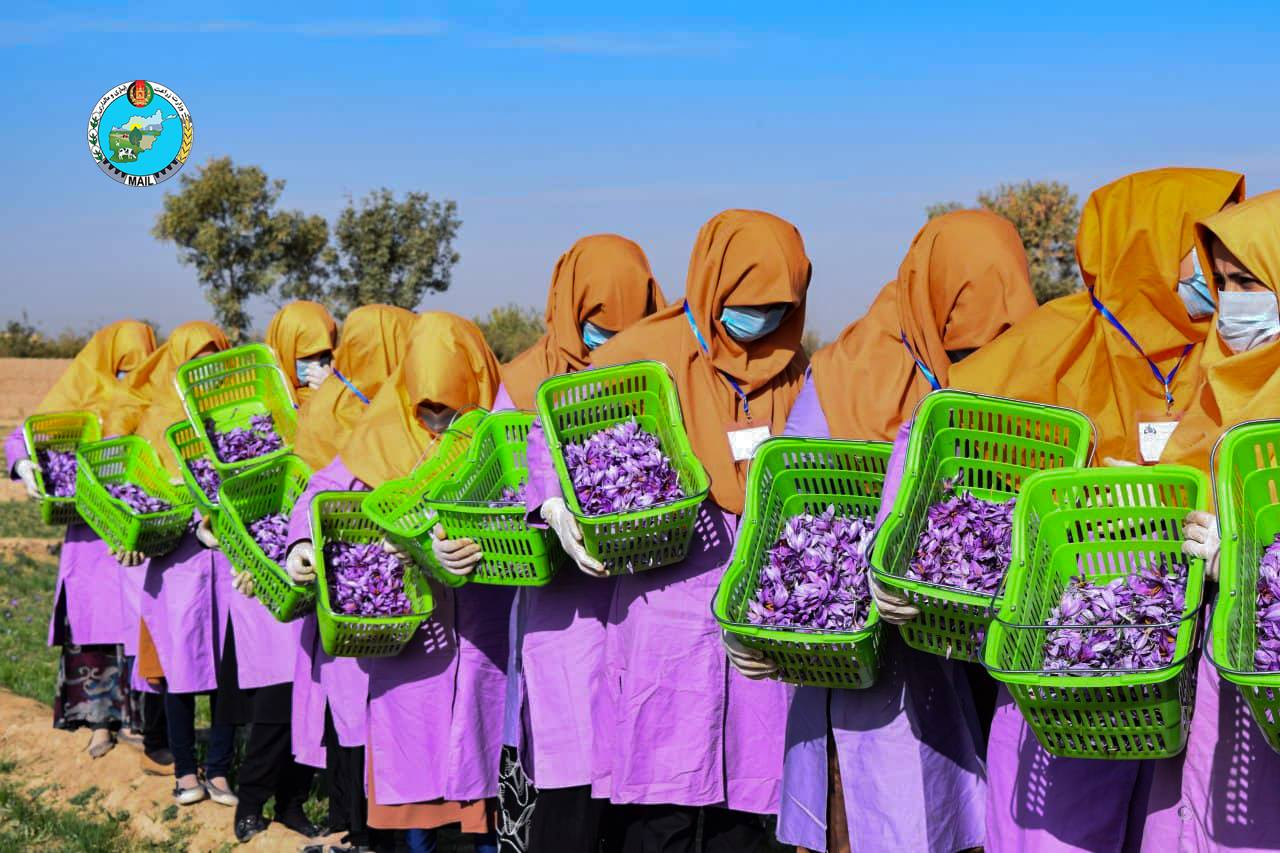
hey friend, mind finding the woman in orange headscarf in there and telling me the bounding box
[1137,189,1280,851]
[4,320,155,759]
[281,313,503,851]
[265,301,338,406]
[773,209,1036,853]
[526,210,810,851]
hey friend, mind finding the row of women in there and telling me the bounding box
[8,166,1279,852]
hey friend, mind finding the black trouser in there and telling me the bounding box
[527,784,608,853]
[235,708,314,821]
[324,708,395,850]
[611,804,767,853]
[165,690,235,780]
[142,692,168,752]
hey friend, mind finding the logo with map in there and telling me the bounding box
[87,80,193,187]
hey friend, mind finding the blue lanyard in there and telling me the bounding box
[332,367,370,405]
[1089,289,1193,411]
[900,333,942,391]
[683,300,751,419]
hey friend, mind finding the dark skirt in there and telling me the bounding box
[497,746,534,853]
[53,641,137,733]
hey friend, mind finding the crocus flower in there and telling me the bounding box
[37,449,77,498]
[564,419,685,516]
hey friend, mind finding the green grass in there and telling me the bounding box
[0,500,61,539]
[0,550,57,706]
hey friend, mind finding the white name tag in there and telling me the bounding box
[1138,421,1178,464]
[728,424,771,462]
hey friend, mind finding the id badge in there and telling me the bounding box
[727,420,771,462]
[1137,421,1179,464]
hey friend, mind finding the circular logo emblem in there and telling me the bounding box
[87,80,193,187]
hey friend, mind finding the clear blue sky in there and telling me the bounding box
[3,2,1279,340]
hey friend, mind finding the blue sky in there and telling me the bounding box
[3,2,1279,339]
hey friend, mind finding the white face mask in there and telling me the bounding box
[1217,290,1280,353]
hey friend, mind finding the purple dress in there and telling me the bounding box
[212,548,301,689]
[287,457,371,767]
[141,534,222,694]
[776,374,987,852]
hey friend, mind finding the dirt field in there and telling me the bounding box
[0,358,71,503]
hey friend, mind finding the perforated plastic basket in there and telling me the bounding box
[175,344,298,476]
[165,420,220,516]
[426,410,565,586]
[983,465,1209,759]
[216,454,315,622]
[361,408,488,588]
[312,491,435,657]
[534,361,711,576]
[1210,420,1280,752]
[869,390,1094,662]
[713,438,890,689]
[74,436,194,556]
[22,411,101,525]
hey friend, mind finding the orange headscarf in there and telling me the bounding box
[1163,189,1280,472]
[951,167,1245,463]
[501,234,666,409]
[36,320,157,436]
[265,300,338,405]
[294,305,415,470]
[130,321,230,474]
[589,209,811,514]
[340,312,501,487]
[811,210,1036,441]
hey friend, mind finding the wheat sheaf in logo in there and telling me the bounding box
[87,80,193,187]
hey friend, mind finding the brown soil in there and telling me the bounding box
[0,358,71,504]
[0,689,342,851]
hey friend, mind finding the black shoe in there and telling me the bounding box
[277,809,325,838]
[234,814,269,843]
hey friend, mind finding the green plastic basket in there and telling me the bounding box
[362,408,489,588]
[713,438,890,689]
[534,360,711,576]
[1210,420,1280,752]
[165,420,220,516]
[426,410,566,586]
[22,411,101,525]
[869,390,1095,662]
[983,465,1209,759]
[312,491,435,657]
[215,454,315,622]
[74,436,195,556]
[175,343,298,476]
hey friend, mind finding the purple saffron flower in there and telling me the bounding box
[187,457,222,502]
[1255,533,1280,672]
[248,512,289,563]
[209,414,285,464]
[906,480,1015,595]
[106,482,171,514]
[36,449,77,498]
[324,540,414,617]
[564,419,685,517]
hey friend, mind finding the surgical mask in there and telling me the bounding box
[582,321,614,350]
[295,356,330,384]
[1177,249,1216,320]
[1217,290,1280,353]
[115,370,128,380]
[720,305,787,342]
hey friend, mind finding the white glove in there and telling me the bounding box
[872,576,919,624]
[541,497,604,577]
[430,524,482,577]
[1183,510,1221,582]
[195,516,220,550]
[381,537,409,560]
[110,547,145,567]
[723,632,777,679]
[286,541,316,584]
[15,459,40,500]
[303,363,333,391]
[232,568,255,598]
[1103,457,1139,468]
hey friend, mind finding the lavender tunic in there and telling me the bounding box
[776,375,987,852]
[288,457,371,764]
[212,547,301,689]
[141,534,222,694]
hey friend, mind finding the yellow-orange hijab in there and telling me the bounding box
[812,210,1035,441]
[266,300,338,405]
[130,321,230,474]
[951,167,1245,463]
[294,305,415,470]
[501,234,666,409]
[36,320,157,436]
[1164,189,1280,472]
[590,209,811,515]
[340,312,501,487]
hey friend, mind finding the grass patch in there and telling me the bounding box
[0,551,58,705]
[0,501,62,540]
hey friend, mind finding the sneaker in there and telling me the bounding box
[234,814,269,843]
[203,778,239,807]
[173,782,207,806]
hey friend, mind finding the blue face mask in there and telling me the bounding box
[1177,249,1216,320]
[115,370,128,381]
[1218,290,1280,353]
[582,321,614,350]
[720,305,788,342]
[295,356,331,383]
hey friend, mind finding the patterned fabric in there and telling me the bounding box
[53,640,135,732]
[497,747,534,853]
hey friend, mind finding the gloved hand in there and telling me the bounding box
[195,515,220,550]
[232,568,255,598]
[382,537,409,560]
[871,576,919,624]
[1183,510,1221,582]
[541,497,605,577]
[14,459,40,500]
[303,363,333,390]
[286,541,316,584]
[430,524,482,577]
[723,632,777,679]
[1103,457,1139,467]
[110,547,145,567]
